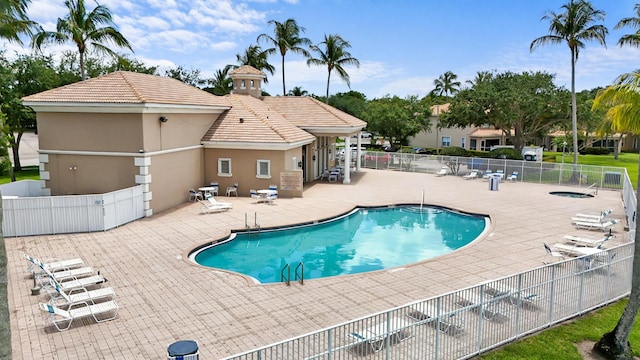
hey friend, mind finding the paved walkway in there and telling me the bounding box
[5,169,626,359]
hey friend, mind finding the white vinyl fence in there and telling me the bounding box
[2,185,144,237]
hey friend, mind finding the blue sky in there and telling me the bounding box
[7,0,640,99]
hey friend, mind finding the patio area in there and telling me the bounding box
[5,168,627,359]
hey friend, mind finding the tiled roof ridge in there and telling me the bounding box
[231,94,286,141]
[308,97,352,124]
[118,72,146,103]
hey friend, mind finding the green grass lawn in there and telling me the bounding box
[480,299,640,359]
[550,152,639,188]
[0,166,39,185]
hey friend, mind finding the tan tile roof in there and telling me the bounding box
[230,65,266,77]
[469,128,509,137]
[431,103,449,114]
[262,96,367,129]
[202,94,315,144]
[22,71,230,107]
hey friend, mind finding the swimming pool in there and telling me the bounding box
[549,191,594,198]
[190,206,489,284]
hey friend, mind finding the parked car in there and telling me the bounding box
[364,152,391,164]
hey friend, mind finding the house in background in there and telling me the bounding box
[409,104,509,151]
[22,65,366,215]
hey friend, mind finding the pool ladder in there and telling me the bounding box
[281,262,304,286]
[245,212,261,236]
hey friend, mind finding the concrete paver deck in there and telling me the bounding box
[5,169,627,359]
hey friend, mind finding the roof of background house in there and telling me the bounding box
[22,71,230,107]
[469,128,507,138]
[202,94,315,144]
[262,96,366,129]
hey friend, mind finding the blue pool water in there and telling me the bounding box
[191,206,488,284]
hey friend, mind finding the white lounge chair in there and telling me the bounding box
[48,276,116,308]
[563,234,613,247]
[407,303,465,336]
[506,171,518,181]
[482,170,493,180]
[482,283,540,310]
[543,242,565,264]
[553,243,606,257]
[37,265,97,286]
[463,170,478,180]
[348,317,413,355]
[456,292,508,322]
[22,253,84,276]
[573,219,617,231]
[39,300,119,331]
[199,197,233,214]
[435,167,448,177]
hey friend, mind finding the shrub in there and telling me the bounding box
[489,148,523,160]
[580,147,610,155]
[440,146,469,157]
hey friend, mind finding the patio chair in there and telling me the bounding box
[200,198,232,214]
[188,188,203,202]
[38,300,119,331]
[22,253,84,277]
[250,189,263,202]
[407,303,465,336]
[482,170,493,180]
[506,171,518,181]
[435,166,448,177]
[24,255,95,285]
[552,243,607,257]
[268,185,278,203]
[463,170,478,180]
[482,283,541,310]
[226,182,238,197]
[495,169,505,179]
[563,234,613,248]
[543,242,565,264]
[573,219,617,232]
[48,276,116,308]
[209,182,219,196]
[348,317,413,355]
[455,292,508,322]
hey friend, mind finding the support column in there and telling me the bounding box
[356,134,362,172]
[134,156,153,216]
[343,136,351,184]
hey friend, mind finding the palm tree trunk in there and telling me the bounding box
[571,49,578,171]
[325,71,331,104]
[593,153,640,359]
[79,49,86,80]
[281,55,286,96]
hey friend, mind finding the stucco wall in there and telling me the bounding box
[409,118,474,150]
[38,112,143,152]
[141,113,219,152]
[148,148,204,213]
[203,147,303,197]
[45,154,136,195]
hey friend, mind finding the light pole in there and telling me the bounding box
[561,141,567,184]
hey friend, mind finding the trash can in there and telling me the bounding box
[489,175,500,191]
[168,340,199,360]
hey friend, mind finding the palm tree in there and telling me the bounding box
[430,71,461,97]
[287,86,308,96]
[232,44,275,83]
[31,0,132,80]
[207,66,233,96]
[530,0,607,169]
[257,18,311,96]
[0,0,37,44]
[616,3,640,47]
[591,71,640,359]
[466,70,493,88]
[307,34,360,103]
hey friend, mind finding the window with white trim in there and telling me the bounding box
[218,158,232,177]
[461,137,466,149]
[257,159,271,178]
[441,136,451,147]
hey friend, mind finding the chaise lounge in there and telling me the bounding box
[39,300,119,331]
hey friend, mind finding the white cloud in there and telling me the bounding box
[210,41,237,52]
